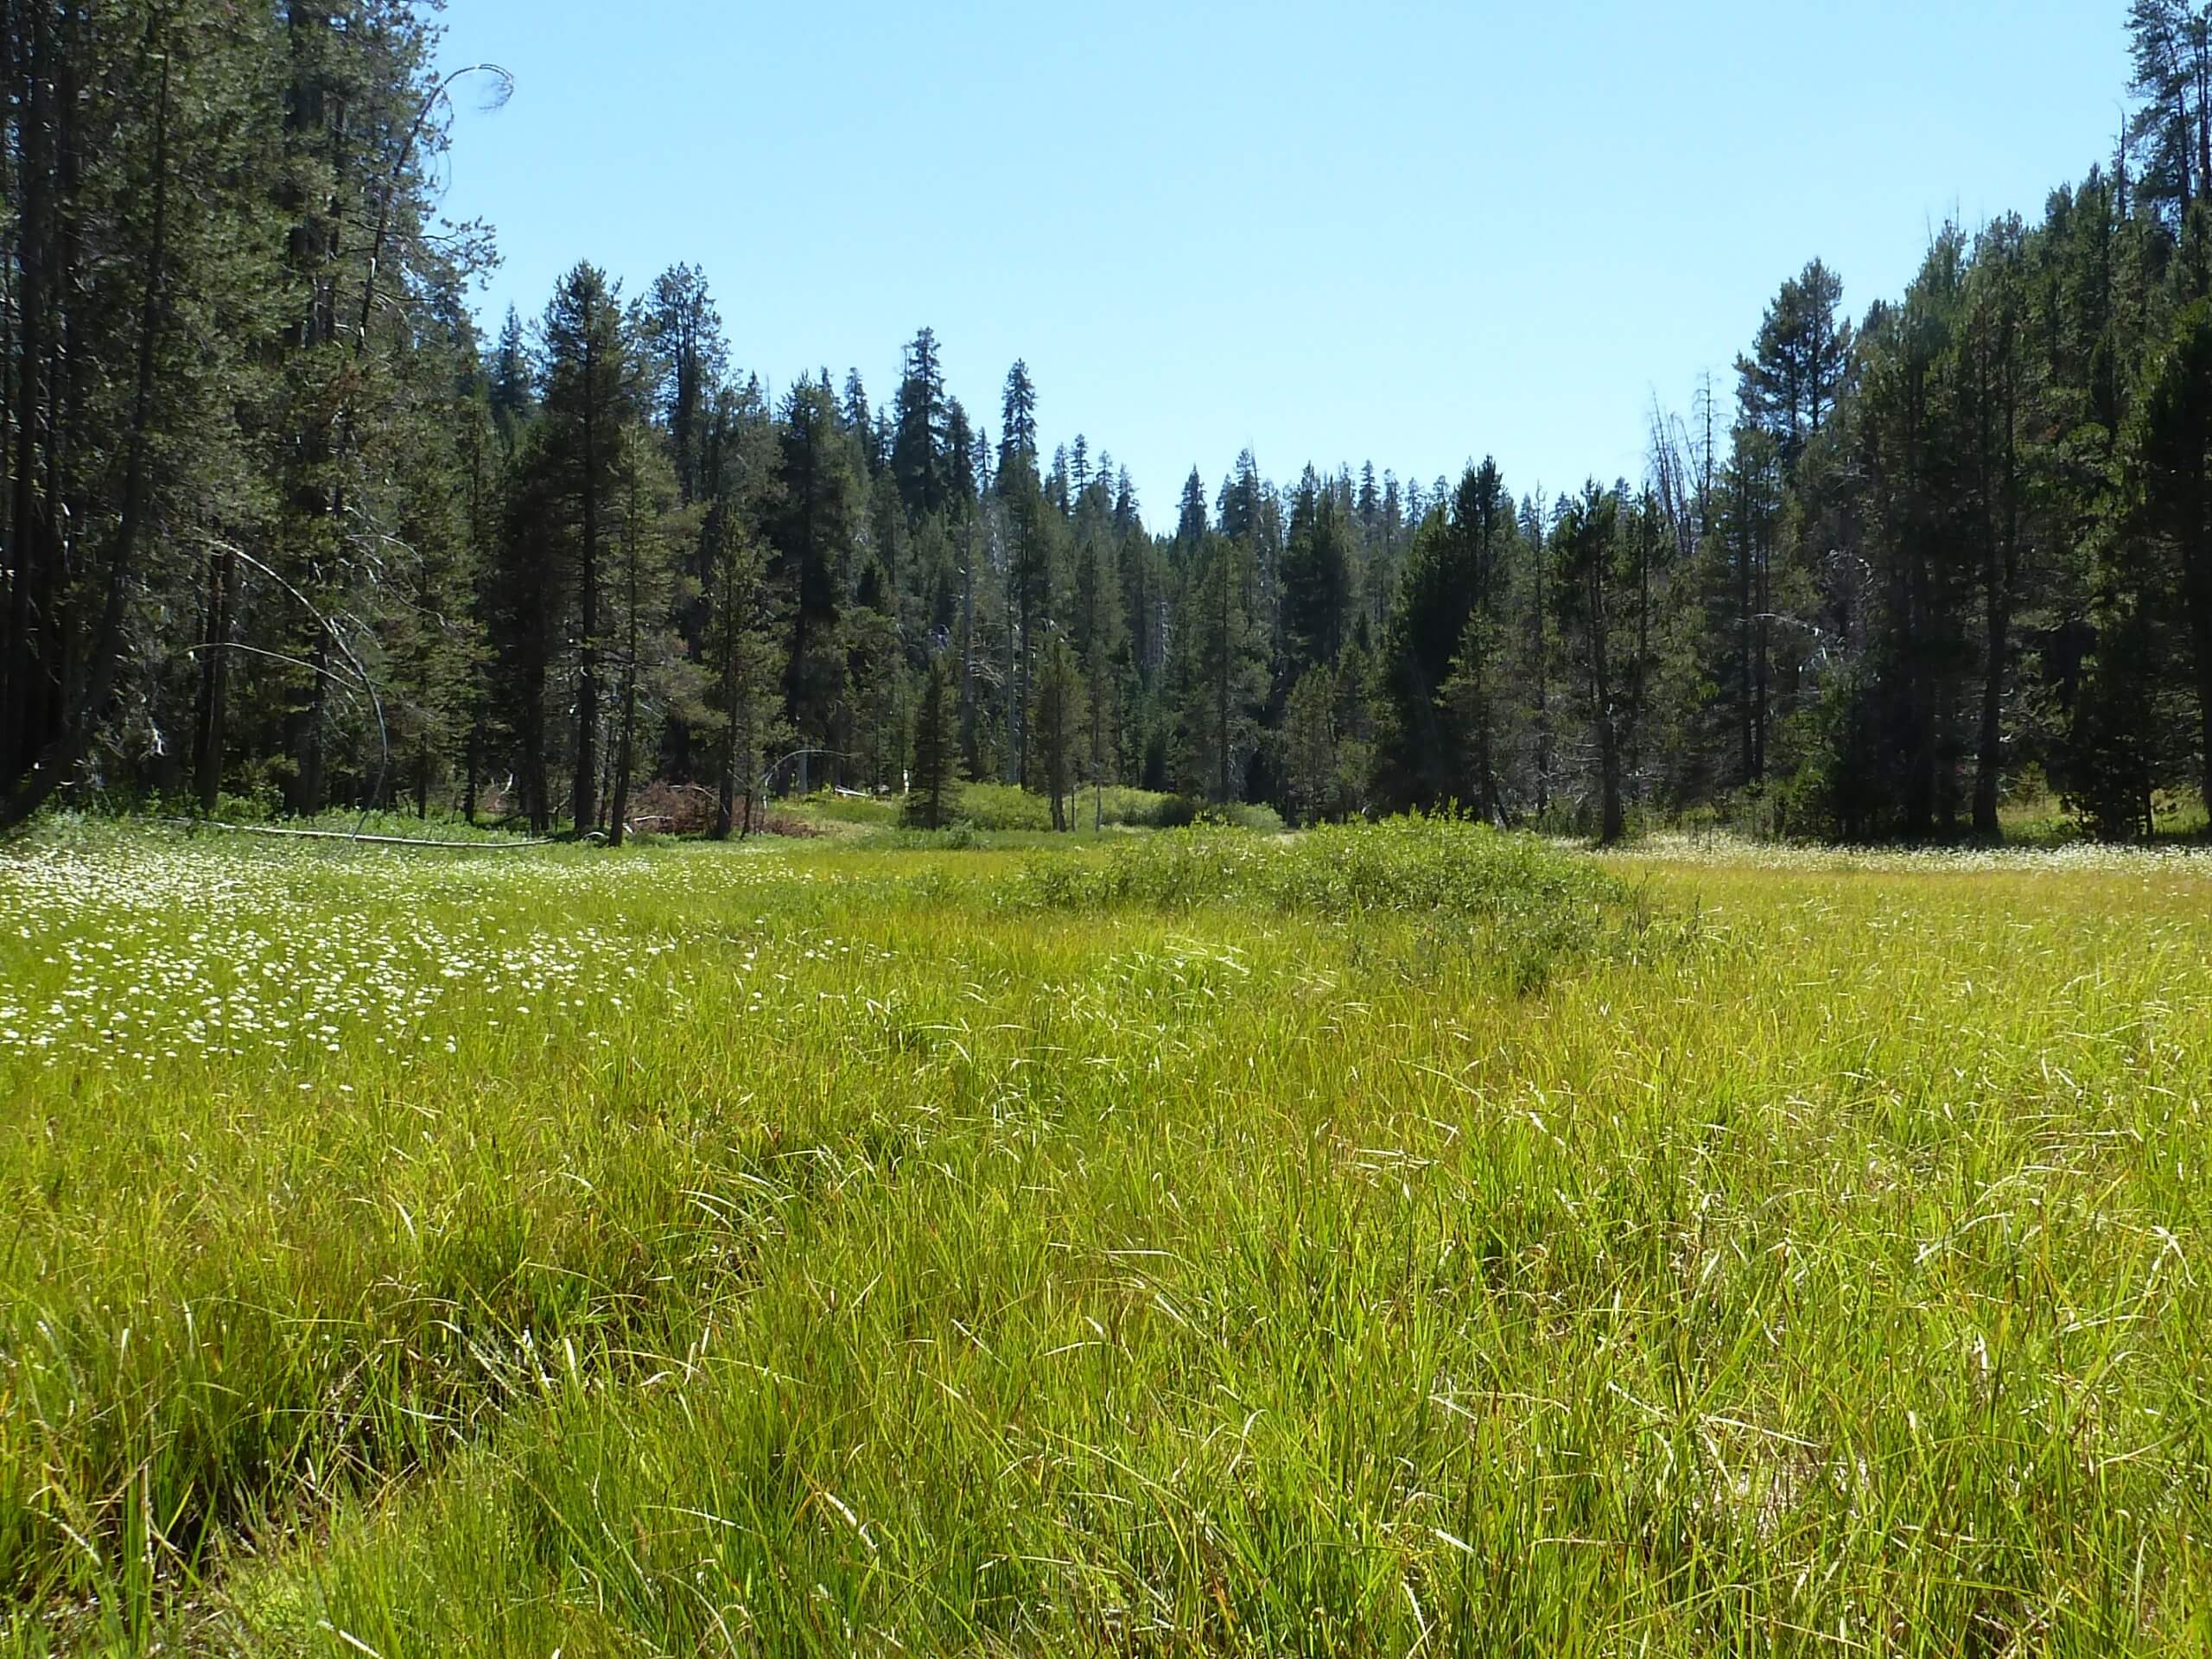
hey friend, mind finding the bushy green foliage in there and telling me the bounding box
[1192,798,1287,834]
[1015,815,1629,991]
[1019,813,1611,914]
[945,782,1193,832]
[796,791,900,827]
[939,781,1054,830]
[1101,786,1212,828]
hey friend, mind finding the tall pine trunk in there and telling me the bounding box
[1973,328,2018,843]
[572,308,602,836]
[1753,531,1770,783]
[1530,522,1552,817]
[3,3,54,791]
[2196,601,2212,826]
[714,632,741,841]
[609,676,635,847]
[1736,490,1755,787]
[608,516,639,849]
[1973,571,2009,842]
[2,16,170,833]
[193,548,234,811]
[1215,550,1231,804]
[2190,474,2212,825]
[1588,564,1624,846]
[1014,593,1031,788]
[957,515,977,774]
[462,703,483,824]
[286,630,329,815]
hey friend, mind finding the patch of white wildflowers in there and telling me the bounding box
[0,838,872,1077]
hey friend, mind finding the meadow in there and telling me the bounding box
[2,817,2210,1656]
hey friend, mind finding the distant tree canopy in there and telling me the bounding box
[5,2,2211,844]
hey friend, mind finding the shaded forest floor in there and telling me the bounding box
[3,821,2210,1655]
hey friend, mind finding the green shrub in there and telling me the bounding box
[796,791,899,827]
[949,783,1055,831]
[1097,786,1195,827]
[1013,815,1637,992]
[1014,813,1615,919]
[937,783,1198,832]
[1195,799,1287,834]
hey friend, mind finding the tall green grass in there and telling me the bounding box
[1014,817,1648,992]
[910,782,1281,835]
[794,785,1287,848]
[3,825,2209,1653]
[1014,815,1617,914]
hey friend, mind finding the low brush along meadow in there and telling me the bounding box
[2,819,2210,1655]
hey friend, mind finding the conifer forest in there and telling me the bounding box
[8,3,2212,846]
[12,6,2212,1656]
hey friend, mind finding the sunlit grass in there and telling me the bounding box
[3,823,2209,1654]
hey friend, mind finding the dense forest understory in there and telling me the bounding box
[9,4,2212,844]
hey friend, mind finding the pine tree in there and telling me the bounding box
[1281,467,1353,677]
[1374,460,1512,814]
[2132,296,2212,817]
[1714,424,1785,789]
[491,307,536,448]
[1173,533,1267,803]
[945,399,979,511]
[1216,451,1264,544]
[2126,2,2212,220]
[639,264,727,507]
[1855,230,1977,838]
[1962,221,2033,840]
[892,327,949,519]
[1070,483,1127,817]
[537,261,637,835]
[1001,442,1056,785]
[3,3,189,823]
[1031,632,1088,831]
[767,375,858,783]
[1175,468,1210,550]
[264,3,492,817]
[1516,495,1557,817]
[496,427,562,832]
[1736,260,1854,469]
[702,503,788,839]
[1285,665,1357,824]
[384,347,493,817]
[839,561,905,791]
[906,652,963,830]
[1048,444,1072,513]
[842,370,876,472]
[1553,483,1629,844]
[605,425,685,846]
[998,360,1039,479]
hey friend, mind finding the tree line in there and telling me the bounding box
[7,1,2212,844]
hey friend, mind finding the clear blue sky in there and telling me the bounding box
[435,0,2130,519]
